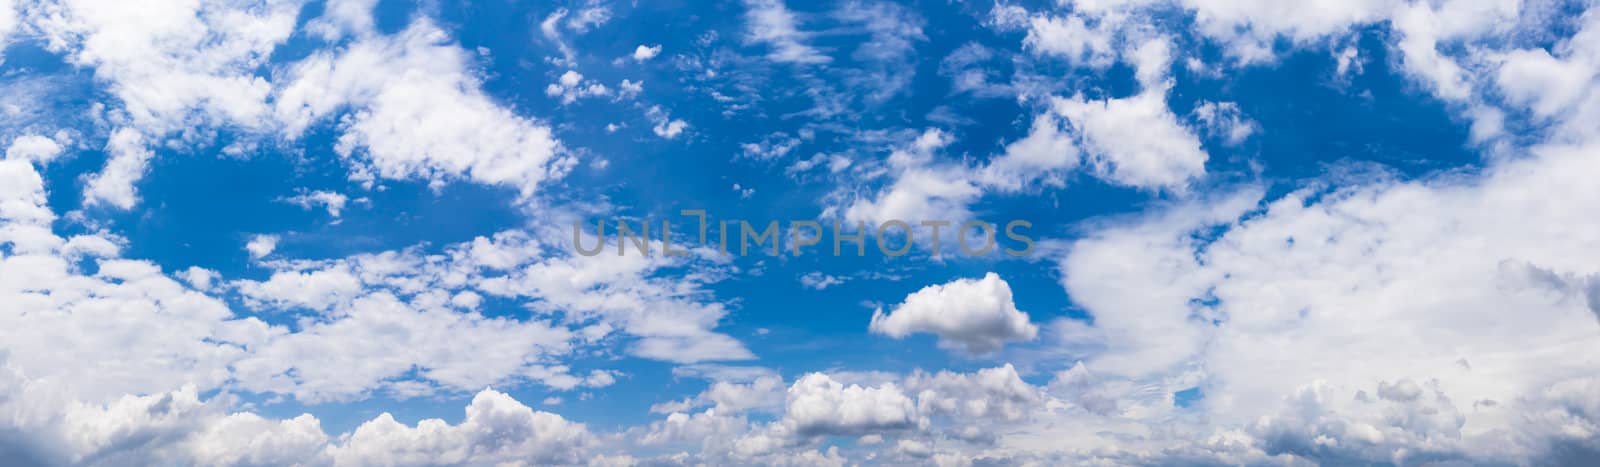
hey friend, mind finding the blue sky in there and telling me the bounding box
[2,0,1600,465]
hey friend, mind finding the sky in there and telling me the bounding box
[1,0,1599,465]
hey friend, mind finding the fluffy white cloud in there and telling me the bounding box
[842,129,978,224]
[275,19,570,197]
[185,412,331,467]
[328,388,590,466]
[646,105,688,139]
[870,272,1039,354]
[1023,13,1118,66]
[244,234,278,259]
[0,161,274,406]
[1045,132,1600,464]
[978,110,1080,192]
[633,44,661,61]
[1050,39,1208,191]
[32,0,299,133]
[544,70,612,104]
[0,353,589,467]
[903,364,1042,423]
[783,373,919,437]
[82,128,153,209]
[235,264,361,311]
[5,134,65,164]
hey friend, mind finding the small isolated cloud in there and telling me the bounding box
[282,190,349,218]
[647,106,688,139]
[732,183,755,199]
[633,44,661,61]
[245,234,278,259]
[800,272,845,290]
[869,272,1038,354]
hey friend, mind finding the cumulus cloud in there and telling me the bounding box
[783,373,919,437]
[0,355,588,467]
[82,128,153,209]
[633,44,661,61]
[5,134,65,164]
[275,19,570,197]
[870,272,1039,354]
[646,105,688,139]
[1048,39,1209,191]
[328,388,590,466]
[244,234,277,259]
[32,0,298,133]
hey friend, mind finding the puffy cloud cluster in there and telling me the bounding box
[783,373,920,437]
[327,389,590,466]
[0,356,590,467]
[18,0,573,209]
[634,363,1058,465]
[869,272,1039,354]
[275,19,570,197]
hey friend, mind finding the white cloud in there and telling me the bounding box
[782,373,919,437]
[6,134,65,164]
[1043,133,1600,463]
[646,106,688,139]
[235,264,361,311]
[842,129,978,225]
[1023,13,1117,66]
[870,272,1039,354]
[0,0,15,55]
[618,79,643,99]
[978,110,1081,192]
[565,6,611,33]
[633,44,662,61]
[282,190,349,218]
[275,19,570,197]
[186,412,331,467]
[1051,86,1207,191]
[786,152,851,174]
[658,374,787,416]
[32,0,299,133]
[544,70,612,104]
[539,8,576,64]
[82,128,153,209]
[740,133,800,160]
[244,234,278,259]
[903,364,1042,423]
[742,0,830,64]
[1191,101,1257,146]
[328,388,590,466]
[799,272,845,290]
[0,357,589,467]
